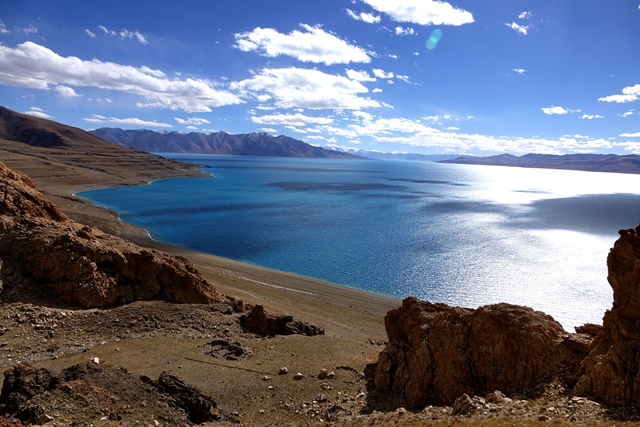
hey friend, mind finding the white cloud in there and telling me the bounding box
[373,68,394,79]
[175,117,211,125]
[394,26,415,36]
[305,135,327,141]
[54,85,82,98]
[346,69,376,82]
[230,67,382,110]
[186,125,197,130]
[541,106,568,115]
[362,0,474,26]
[518,11,533,19]
[260,127,277,133]
[388,54,398,59]
[83,114,173,128]
[620,132,640,137]
[251,112,333,127]
[580,114,604,120]
[19,25,38,35]
[234,24,370,65]
[23,106,53,119]
[506,22,530,35]
[0,21,9,34]
[372,88,383,93]
[396,74,411,83]
[85,29,96,38]
[513,68,526,74]
[599,84,640,103]
[346,8,381,23]
[0,42,242,112]
[621,109,635,117]
[98,25,148,45]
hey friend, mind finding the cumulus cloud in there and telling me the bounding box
[321,113,613,154]
[98,25,148,44]
[251,113,333,127]
[54,85,82,98]
[83,114,173,128]
[506,22,530,35]
[621,109,635,117]
[620,132,640,137]
[0,21,9,34]
[23,106,53,119]
[346,69,376,82]
[519,11,533,19]
[394,26,415,36]
[373,69,394,79]
[361,0,473,26]
[580,114,604,120]
[599,84,640,103]
[234,24,370,65]
[230,67,382,110]
[175,117,211,125]
[372,88,383,93]
[513,68,526,74]
[85,29,96,38]
[346,9,381,23]
[0,42,242,112]
[541,106,569,115]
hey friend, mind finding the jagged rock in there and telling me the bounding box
[239,304,325,336]
[452,394,482,415]
[575,323,602,337]
[0,161,67,226]
[152,372,220,423]
[374,297,588,409]
[0,160,224,308]
[575,226,640,406]
[0,364,58,422]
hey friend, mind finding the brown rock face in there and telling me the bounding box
[0,160,223,308]
[575,226,640,405]
[375,297,588,409]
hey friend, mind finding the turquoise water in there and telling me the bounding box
[79,155,640,329]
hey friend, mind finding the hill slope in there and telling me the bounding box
[0,106,205,194]
[91,127,362,159]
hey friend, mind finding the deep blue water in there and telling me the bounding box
[79,155,640,329]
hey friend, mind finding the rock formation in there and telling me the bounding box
[575,226,640,405]
[0,160,224,308]
[239,304,325,336]
[375,297,590,409]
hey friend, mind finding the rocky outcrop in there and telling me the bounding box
[575,226,640,405]
[375,297,590,409]
[0,160,224,308]
[240,304,325,336]
[1,361,229,425]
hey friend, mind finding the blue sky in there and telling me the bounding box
[1,0,640,155]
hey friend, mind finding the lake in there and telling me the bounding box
[79,155,640,329]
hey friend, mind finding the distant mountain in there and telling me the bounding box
[327,146,459,162]
[91,128,362,159]
[441,153,640,174]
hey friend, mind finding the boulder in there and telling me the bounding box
[375,297,588,409]
[575,226,640,405]
[239,304,325,336]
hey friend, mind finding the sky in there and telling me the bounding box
[1,0,640,156]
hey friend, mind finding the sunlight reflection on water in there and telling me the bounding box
[79,157,640,330]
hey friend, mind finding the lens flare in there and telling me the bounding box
[426,29,443,50]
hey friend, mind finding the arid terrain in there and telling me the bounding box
[1,107,639,426]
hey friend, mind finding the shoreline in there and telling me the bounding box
[56,173,400,340]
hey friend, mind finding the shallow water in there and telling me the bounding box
[79,155,640,329]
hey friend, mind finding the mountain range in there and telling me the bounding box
[90,128,362,159]
[441,153,640,174]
